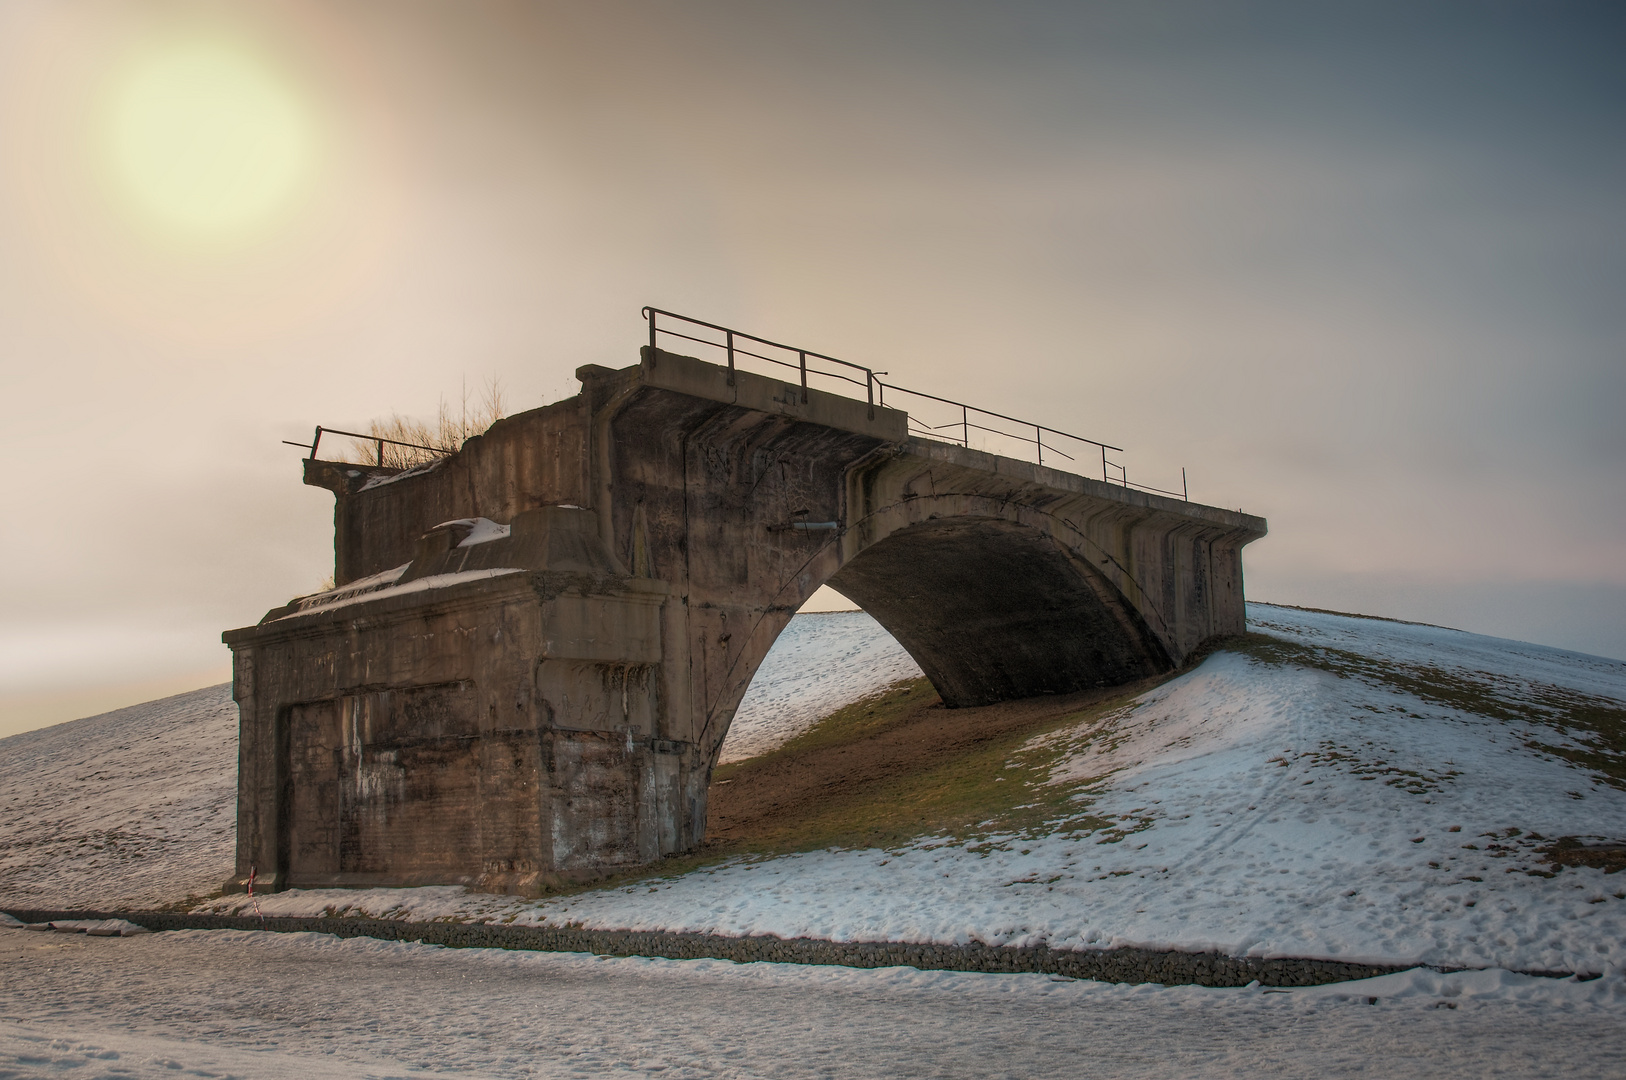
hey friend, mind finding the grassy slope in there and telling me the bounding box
[557,674,1173,898]
[687,628,1626,883]
[710,679,1125,853]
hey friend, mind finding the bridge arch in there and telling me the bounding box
[707,491,1179,767]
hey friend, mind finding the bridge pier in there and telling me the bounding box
[224,346,1265,893]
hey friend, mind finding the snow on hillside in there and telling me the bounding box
[722,611,922,763]
[201,605,1626,977]
[8,604,1626,981]
[1248,605,1626,704]
[0,685,237,909]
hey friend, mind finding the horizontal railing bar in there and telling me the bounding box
[1037,441,1076,463]
[645,307,872,376]
[1122,481,1189,499]
[729,346,870,388]
[655,326,735,353]
[655,326,871,389]
[911,422,1179,496]
[877,381,1122,453]
[966,420,1039,440]
[316,428,454,455]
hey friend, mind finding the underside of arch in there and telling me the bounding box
[825,516,1174,708]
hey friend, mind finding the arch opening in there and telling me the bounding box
[824,516,1173,709]
[705,515,1180,852]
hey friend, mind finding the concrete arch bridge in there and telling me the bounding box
[225,341,1266,893]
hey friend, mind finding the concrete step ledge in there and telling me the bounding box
[1,907,1586,987]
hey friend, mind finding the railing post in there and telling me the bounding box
[1183,467,1188,501]
[962,405,969,447]
[310,425,323,460]
[647,310,657,368]
[1101,445,1107,483]
[799,350,808,403]
[376,438,384,467]
[726,330,736,387]
[1036,424,1043,465]
[866,370,875,420]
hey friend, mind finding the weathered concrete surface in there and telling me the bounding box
[224,347,1265,892]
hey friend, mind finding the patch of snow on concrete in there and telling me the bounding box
[273,567,525,621]
[287,562,409,615]
[429,516,513,546]
[458,517,511,546]
[356,456,446,491]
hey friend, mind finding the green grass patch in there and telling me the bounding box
[713,680,1151,856]
[521,678,1163,898]
[711,678,935,783]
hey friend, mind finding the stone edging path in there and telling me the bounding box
[2,908,1588,988]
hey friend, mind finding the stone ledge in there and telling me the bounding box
[2,908,1589,987]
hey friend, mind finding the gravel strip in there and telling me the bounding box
[1,907,1581,986]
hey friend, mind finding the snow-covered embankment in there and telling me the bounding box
[6,605,1626,979]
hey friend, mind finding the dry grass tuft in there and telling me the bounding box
[1541,837,1626,874]
[338,376,506,469]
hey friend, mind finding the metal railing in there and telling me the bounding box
[282,425,454,467]
[643,307,878,408]
[644,307,1188,500]
[283,311,1190,501]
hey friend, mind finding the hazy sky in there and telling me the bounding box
[2,0,1622,738]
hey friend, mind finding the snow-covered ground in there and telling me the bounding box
[0,684,237,909]
[2,927,1622,1080]
[721,611,922,762]
[6,605,1626,981]
[5,604,1626,1075]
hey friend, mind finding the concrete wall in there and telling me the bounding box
[225,511,682,894]
[225,348,1265,892]
[307,395,594,587]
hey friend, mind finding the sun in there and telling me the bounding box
[105,38,315,240]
